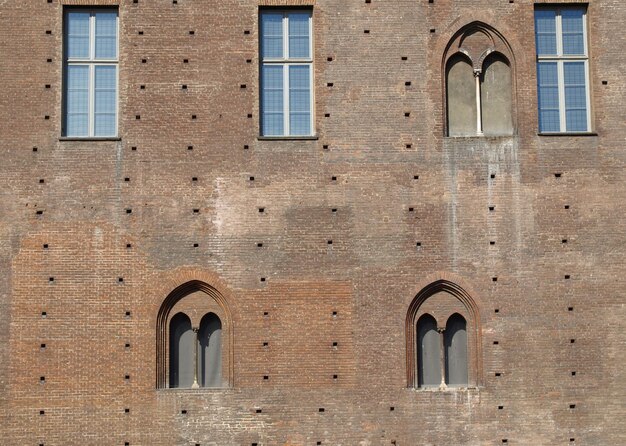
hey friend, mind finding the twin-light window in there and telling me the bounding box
[63,10,119,137]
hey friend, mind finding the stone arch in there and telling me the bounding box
[406,278,482,388]
[156,280,234,389]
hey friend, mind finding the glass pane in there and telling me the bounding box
[561,9,585,55]
[95,12,117,59]
[537,62,560,132]
[564,62,587,131]
[288,13,310,58]
[261,65,284,135]
[94,66,117,136]
[261,13,283,59]
[67,12,90,59]
[66,65,89,136]
[289,65,311,135]
[534,10,557,56]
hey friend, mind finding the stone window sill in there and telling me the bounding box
[537,132,597,137]
[59,137,121,141]
[257,135,318,141]
[411,386,479,392]
[158,387,232,392]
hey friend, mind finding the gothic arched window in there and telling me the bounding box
[157,281,233,389]
[406,280,482,389]
[444,23,515,136]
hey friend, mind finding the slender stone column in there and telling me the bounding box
[474,69,483,136]
[438,327,447,389]
[192,327,200,389]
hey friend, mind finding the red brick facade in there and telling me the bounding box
[0,0,624,445]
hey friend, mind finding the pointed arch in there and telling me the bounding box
[406,279,482,388]
[156,280,233,389]
[442,21,517,136]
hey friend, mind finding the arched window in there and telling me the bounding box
[198,312,222,388]
[157,280,233,389]
[444,23,515,136]
[444,314,468,386]
[406,279,482,389]
[417,314,442,387]
[169,312,194,388]
[481,54,513,136]
[447,55,477,137]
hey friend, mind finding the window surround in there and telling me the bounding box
[156,280,234,390]
[259,8,315,137]
[442,22,517,138]
[62,7,119,138]
[534,6,592,134]
[406,279,482,389]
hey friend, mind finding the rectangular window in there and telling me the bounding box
[63,9,118,137]
[535,7,591,133]
[260,10,313,137]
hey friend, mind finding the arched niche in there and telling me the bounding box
[406,280,482,388]
[481,53,513,135]
[198,312,222,388]
[444,313,468,386]
[442,22,516,136]
[156,281,233,389]
[417,314,442,387]
[169,312,194,388]
[446,54,477,137]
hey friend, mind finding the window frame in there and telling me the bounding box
[62,7,119,138]
[535,6,592,134]
[259,9,315,138]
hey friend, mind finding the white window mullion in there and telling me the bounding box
[283,13,289,60]
[309,62,314,135]
[283,13,290,135]
[555,11,566,132]
[584,59,592,131]
[308,14,314,134]
[555,10,563,57]
[582,11,591,131]
[89,12,96,136]
[89,64,95,136]
[283,64,290,136]
[308,14,313,61]
[89,12,96,61]
[557,61,566,132]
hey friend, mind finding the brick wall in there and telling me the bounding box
[0,0,624,445]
